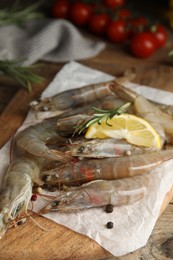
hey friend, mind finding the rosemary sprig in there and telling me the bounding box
[0,1,44,26]
[0,59,44,92]
[76,102,131,134]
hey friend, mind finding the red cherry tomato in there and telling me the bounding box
[88,13,110,35]
[130,32,157,58]
[104,0,125,8]
[106,20,129,43]
[51,0,70,19]
[152,25,168,48]
[70,2,91,26]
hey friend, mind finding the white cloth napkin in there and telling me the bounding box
[0,19,106,65]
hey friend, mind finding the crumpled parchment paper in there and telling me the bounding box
[1,61,173,257]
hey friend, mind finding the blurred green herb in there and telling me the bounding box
[0,1,44,26]
[0,60,44,92]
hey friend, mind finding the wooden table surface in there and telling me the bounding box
[1,34,173,260]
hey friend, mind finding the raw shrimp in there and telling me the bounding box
[40,175,147,213]
[68,138,144,158]
[41,149,173,186]
[33,96,111,120]
[30,80,114,113]
[0,156,42,238]
[109,83,168,147]
[14,117,71,162]
[30,73,135,113]
[40,178,146,213]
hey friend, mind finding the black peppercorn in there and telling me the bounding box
[106,221,114,229]
[105,204,113,213]
[17,220,23,226]
[51,200,60,207]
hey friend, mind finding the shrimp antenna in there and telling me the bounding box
[25,211,54,232]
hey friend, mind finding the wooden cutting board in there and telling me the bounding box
[0,42,173,260]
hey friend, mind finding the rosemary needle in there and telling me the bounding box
[0,59,44,92]
[75,102,131,134]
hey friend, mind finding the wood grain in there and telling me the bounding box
[0,40,173,259]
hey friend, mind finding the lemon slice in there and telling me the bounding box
[85,114,161,149]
